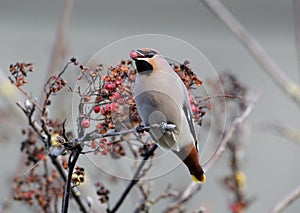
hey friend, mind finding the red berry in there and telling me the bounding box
[103,75,111,82]
[105,104,113,112]
[105,82,116,90]
[115,79,123,86]
[91,140,97,149]
[94,105,101,113]
[110,92,120,101]
[112,102,119,111]
[191,104,197,113]
[81,119,90,128]
[38,153,44,161]
[95,96,102,103]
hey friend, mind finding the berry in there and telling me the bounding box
[105,82,116,90]
[94,105,101,113]
[110,92,120,101]
[105,104,113,112]
[81,119,90,128]
[191,104,197,113]
[83,95,91,102]
[112,102,119,111]
[38,153,44,161]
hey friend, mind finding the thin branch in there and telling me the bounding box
[164,183,202,213]
[135,184,178,213]
[16,101,89,212]
[202,87,261,171]
[61,147,83,213]
[46,0,73,78]
[293,0,300,80]
[258,123,300,144]
[270,183,300,213]
[196,94,243,102]
[49,156,89,213]
[15,86,43,112]
[200,0,300,107]
[108,144,158,213]
[167,89,260,211]
[62,88,86,213]
[37,0,73,117]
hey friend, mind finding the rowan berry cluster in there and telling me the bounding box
[171,60,203,88]
[95,182,110,204]
[13,169,62,209]
[9,62,34,87]
[72,166,85,186]
[9,57,208,212]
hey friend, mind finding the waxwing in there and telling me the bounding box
[130,48,206,183]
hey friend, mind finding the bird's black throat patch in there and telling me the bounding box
[135,60,153,73]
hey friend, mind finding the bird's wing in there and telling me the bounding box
[182,103,198,152]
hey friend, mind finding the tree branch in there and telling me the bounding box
[108,144,158,213]
[203,87,261,171]
[46,0,73,78]
[61,147,83,213]
[270,183,300,213]
[200,0,300,107]
[293,0,300,80]
[166,89,260,211]
[49,156,89,213]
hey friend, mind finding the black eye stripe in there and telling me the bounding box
[137,49,158,58]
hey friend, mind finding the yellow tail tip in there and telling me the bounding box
[192,174,206,183]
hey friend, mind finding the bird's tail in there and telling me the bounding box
[174,144,206,183]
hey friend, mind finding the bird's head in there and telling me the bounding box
[130,48,169,73]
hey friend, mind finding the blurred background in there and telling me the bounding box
[0,0,300,212]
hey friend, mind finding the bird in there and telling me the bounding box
[130,48,206,183]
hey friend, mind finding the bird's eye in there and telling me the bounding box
[146,53,155,58]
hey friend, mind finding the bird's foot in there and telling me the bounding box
[135,124,151,133]
[159,122,176,133]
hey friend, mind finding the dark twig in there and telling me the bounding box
[108,144,158,213]
[61,92,86,213]
[49,156,88,212]
[61,147,83,213]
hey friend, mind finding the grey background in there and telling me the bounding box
[0,0,300,212]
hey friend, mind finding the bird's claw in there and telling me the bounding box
[135,124,150,133]
[160,122,176,133]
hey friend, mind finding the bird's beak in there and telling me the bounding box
[130,50,145,61]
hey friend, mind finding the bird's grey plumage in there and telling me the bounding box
[131,48,206,183]
[133,54,198,152]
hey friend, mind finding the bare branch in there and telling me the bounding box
[61,148,83,213]
[164,183,202,213]
[270,183,300,213]
[108,144,158,213]
[200,0,300,107]
[202,87,261,171]
[166,89,260,212]
[294,0,300,79]
[46,0,73,78]
[259,123,300,144]
[62,85,86,213]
